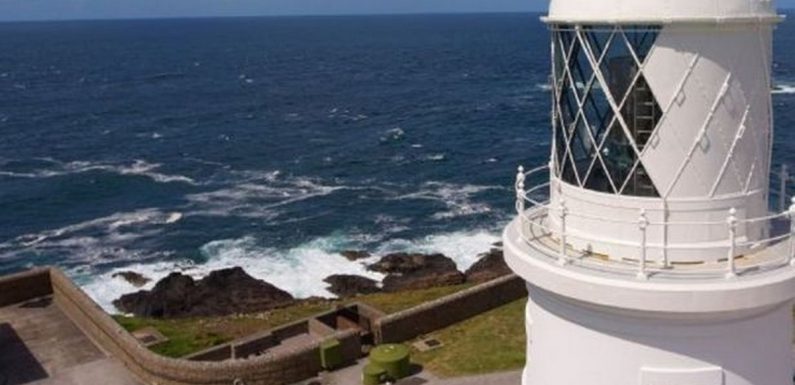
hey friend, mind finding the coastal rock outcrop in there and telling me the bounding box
[340,250,371,262]
[464,247,511,284]
[368,253,465,292]
[112,271,151,287]
[113,267,294,318]
[323,275,381,297]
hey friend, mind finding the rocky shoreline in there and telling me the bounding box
[112,243,509,319]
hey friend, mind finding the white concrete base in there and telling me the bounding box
[523,285,793,385]
[504,215,795,385]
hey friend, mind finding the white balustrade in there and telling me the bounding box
[513,163,795,279]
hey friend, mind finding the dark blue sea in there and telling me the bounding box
[2,13,795,311]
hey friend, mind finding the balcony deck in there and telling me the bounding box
[504,209,795,313]
[514,206,793,282]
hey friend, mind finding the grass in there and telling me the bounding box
[113,301,333,357]
[357,284,474,314]
[410,298,527,378]
[114,284,472,358]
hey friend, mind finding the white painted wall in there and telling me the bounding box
[548,0,778,23]
[524,285,793,385]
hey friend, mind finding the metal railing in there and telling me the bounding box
[514,163,795,280]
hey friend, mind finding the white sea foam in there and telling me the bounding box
[0,158,196,185]
[77,260,196,313]
[772,84,795,95]
[326,107,368,122]
[393,182,502,220]
[376,230,500,272]
[0,208,182,264]
[380,127,405,142]
[78,227,500,314]
[79,235,386,313]
[185,173,344,219]
[425,154,447,162]
[536,83,553,91]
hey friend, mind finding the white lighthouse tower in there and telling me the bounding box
[504,0,795,384]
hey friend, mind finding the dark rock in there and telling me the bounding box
[369,253,465,292]
[112,267,294,318]
[112,271,151,287]
[340,250,371,261]
[465,248,511,284]
[324,275,381,297]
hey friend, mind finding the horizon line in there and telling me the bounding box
[0,10,546,24]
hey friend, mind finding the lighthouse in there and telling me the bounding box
[504,0,795,384]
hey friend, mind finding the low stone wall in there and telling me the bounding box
[0,268,52,307]
[0,267,525,384]
[233,332,280,359]
[184,344,233,362]
[373,274,527,343]
[308,318,336,337]
[44,268,360,385]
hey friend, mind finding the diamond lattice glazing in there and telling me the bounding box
[553,25,662,197]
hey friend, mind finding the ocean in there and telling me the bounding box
[1,13,795,312]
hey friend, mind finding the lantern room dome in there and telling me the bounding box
[546,0,780,24]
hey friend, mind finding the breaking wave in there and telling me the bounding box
[79,228,500,314]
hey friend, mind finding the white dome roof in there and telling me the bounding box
[546,0,780,24]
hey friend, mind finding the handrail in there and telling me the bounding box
[514,163,795,280]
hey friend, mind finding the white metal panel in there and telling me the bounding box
[642,30,724,197]
[642,27,772,199]
[547,0,778,23]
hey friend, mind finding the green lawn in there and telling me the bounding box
[357,284,473,314]
[114,284,472,358]
[410,298,527,377]
[113,301,334,357]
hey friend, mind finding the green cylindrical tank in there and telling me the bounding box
[369,344,410,380]
[362,363,386,385]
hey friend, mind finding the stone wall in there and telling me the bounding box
[0,268,52,307]
[0,268,526,385]
[38,268,361,385]
[184,344,233,362]
[373,274,527,343]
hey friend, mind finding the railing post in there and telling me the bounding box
[789,197,795,266]
[780,165,789,213]
[637,209,649,280]
[558,199,568,265]
[516,166,526,229]
[516,166,526,212]
[726,208,738,279]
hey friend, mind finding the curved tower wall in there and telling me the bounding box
[546,0,777,262]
